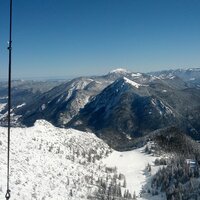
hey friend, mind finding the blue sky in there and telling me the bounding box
[0,0,200,79]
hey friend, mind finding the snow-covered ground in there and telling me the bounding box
[103,147,163,200]
[0,120,163,199]
[0,120,112,199]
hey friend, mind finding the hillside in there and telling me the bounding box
[69,74,200,149]
[0,120,160,200]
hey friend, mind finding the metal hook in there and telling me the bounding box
[5,189,11,200]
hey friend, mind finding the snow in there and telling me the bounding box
[0,96,8,100]
[151,99,174,116]
[103,146,159,199]
[16,103,26,109]
[188,68,200,71]
[0,106,22,126]
[149,75,161,81]
[41,104,46,110]
[86,78,94,81]
[0,111,8,120]
[0,121,162,199]
[169,76,175,80]
[123,77,141,88]
[64,79,93,102]
[59,94,90,125]
[94,80,102,84]
[0,120,113,200]
[0,103,6,111]
[131,72,142,77]
[109,68,129,74]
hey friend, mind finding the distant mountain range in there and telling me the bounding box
[0,68,200,149]
[148,68,200,87]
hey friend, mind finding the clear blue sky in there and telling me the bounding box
[0,0,200,79]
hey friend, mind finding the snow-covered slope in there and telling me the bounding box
[13,77,113,127]
[0,120,159,200]
[123,77,143,88]
[0,120,112,200]
[103,146,161,199]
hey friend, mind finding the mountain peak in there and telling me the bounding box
[109,68,129,74]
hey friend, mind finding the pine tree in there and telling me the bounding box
[133,191,137,199]
[123,178,127,187]
[70,189,73,196]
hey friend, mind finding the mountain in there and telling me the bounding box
[1,68,200,199]
[1,68,200,150]
[0,80,63,126]
[149,68,200,87]
[69,75,200,149]
[0,68,144,127]
[13,77,114,127]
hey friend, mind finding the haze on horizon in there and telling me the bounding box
[0,0,200,79]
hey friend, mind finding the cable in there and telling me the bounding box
[5,0,12,199]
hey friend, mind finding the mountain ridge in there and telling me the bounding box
[0,68,200,149]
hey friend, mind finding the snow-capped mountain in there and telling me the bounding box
[109,68,130,74]
[12,77,112,127]
[149,68,200,87]
[69,76,187,149]
[1,68,200,149]
[0,120,160,200]
[0,69,148,127]
[1,68,200,199]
